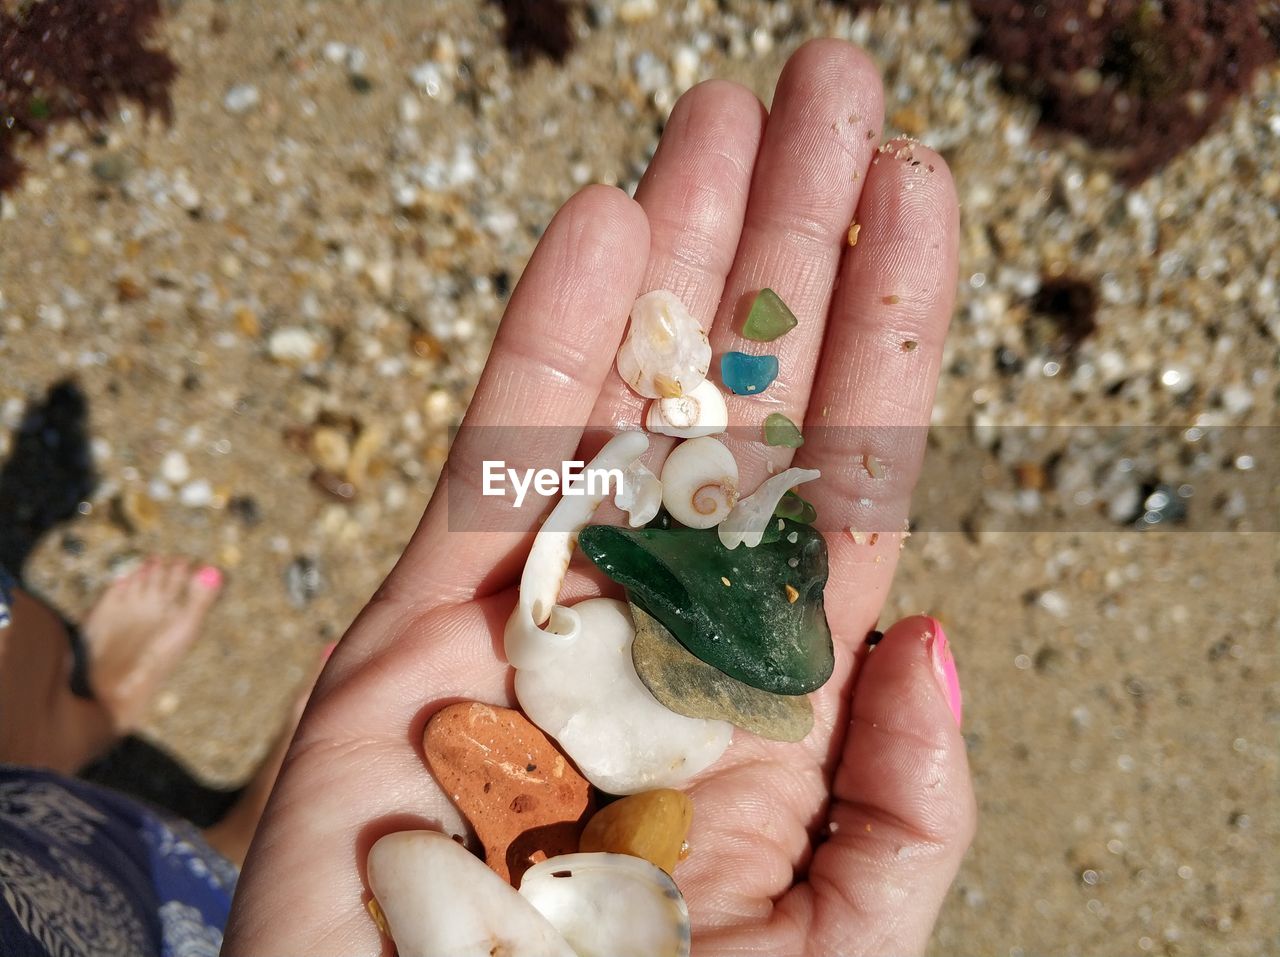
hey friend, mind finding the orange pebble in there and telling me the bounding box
[424,702,593,885]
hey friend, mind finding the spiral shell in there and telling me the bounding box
[616,291,711,399]
[659,437,739,529]
[645,379,728,439]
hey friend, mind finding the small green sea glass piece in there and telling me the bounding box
[763,413,804,448]
[743,288,798,342]
[630,603,815,742]
[577,521,833,695]
[774,490,817,525]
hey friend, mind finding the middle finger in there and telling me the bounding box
[710,39,885,492]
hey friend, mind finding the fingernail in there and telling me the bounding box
[925,616,962,727]
[321,641,338,662]
[194,566,223,589]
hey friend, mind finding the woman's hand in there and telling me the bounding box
[224,39,975,957]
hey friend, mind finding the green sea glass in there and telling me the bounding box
[763,413,804,448]
[774,490,817,525]
[743,288,798,342]
[577,521,833,695]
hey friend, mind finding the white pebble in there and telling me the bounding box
[160,450,190,485]
[398,93,422,124]
[672,46,699,89]
[223,84,261,114]
[1220,385,1252,415]
[172,177,201,212]
[618,0,657,22]
[1159,365,1192,393]
[1,398,25,429]
[410,62,445,97]
[179,480,213,508]
[267,327,322,364]
[1037,590,1070,618]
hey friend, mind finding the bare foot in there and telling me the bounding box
[80,558,223,735]
[204,645,328,867]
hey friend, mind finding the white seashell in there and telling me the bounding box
[514,597,732,794]
[367,831,575,957]
[718,467,821,550]
[616,290,711,399]
[645,379,728,438]
[519,853,691,957]
[614,461,662,527]
[659,436,739,529]
[505,431,649,671]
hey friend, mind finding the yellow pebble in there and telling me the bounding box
[579,789,693,874]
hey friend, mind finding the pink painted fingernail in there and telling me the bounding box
[925,616,962,727]
[321,641,338,662]
[195,566,223,589]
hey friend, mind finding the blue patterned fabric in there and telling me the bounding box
[0,765,236,957]
[0,564,15,630]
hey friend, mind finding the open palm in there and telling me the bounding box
[225,40,975,957]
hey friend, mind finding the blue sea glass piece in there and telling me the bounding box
[721,352,779,395]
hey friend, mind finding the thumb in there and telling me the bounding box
[797,615,976,956]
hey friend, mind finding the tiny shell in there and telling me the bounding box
[519,853,691,957]
[616,291,710,399]
[615,461,662,527]
[659,436,739,530]
[718,467,820,549]
[645,379,728,438]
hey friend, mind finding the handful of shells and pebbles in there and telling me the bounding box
[368,289,834,957]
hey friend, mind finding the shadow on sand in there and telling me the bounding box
[1,378,241,827]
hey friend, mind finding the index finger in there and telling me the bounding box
[382,185,651,607]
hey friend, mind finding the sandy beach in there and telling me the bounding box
[1,2,1276,953]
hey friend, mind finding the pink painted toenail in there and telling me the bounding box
[195,566,223,589]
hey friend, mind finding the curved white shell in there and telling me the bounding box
[659,436,739,529]
[514,598,732,794]
[645,379,728,438]
[505,431,650,671]
[368,831,575,957]
[519,853,691,957]
[616,290,710,399]
[718,467,821,549]
[614,461,662,527]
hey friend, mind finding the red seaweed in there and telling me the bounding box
[970,0,1277,182]
[488,0,575,65]
[0,0,176,192]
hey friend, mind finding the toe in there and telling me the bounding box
[183,565,224,617]
[103,565,148,609]
[137,558,165,594]
[163,559,192,599]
